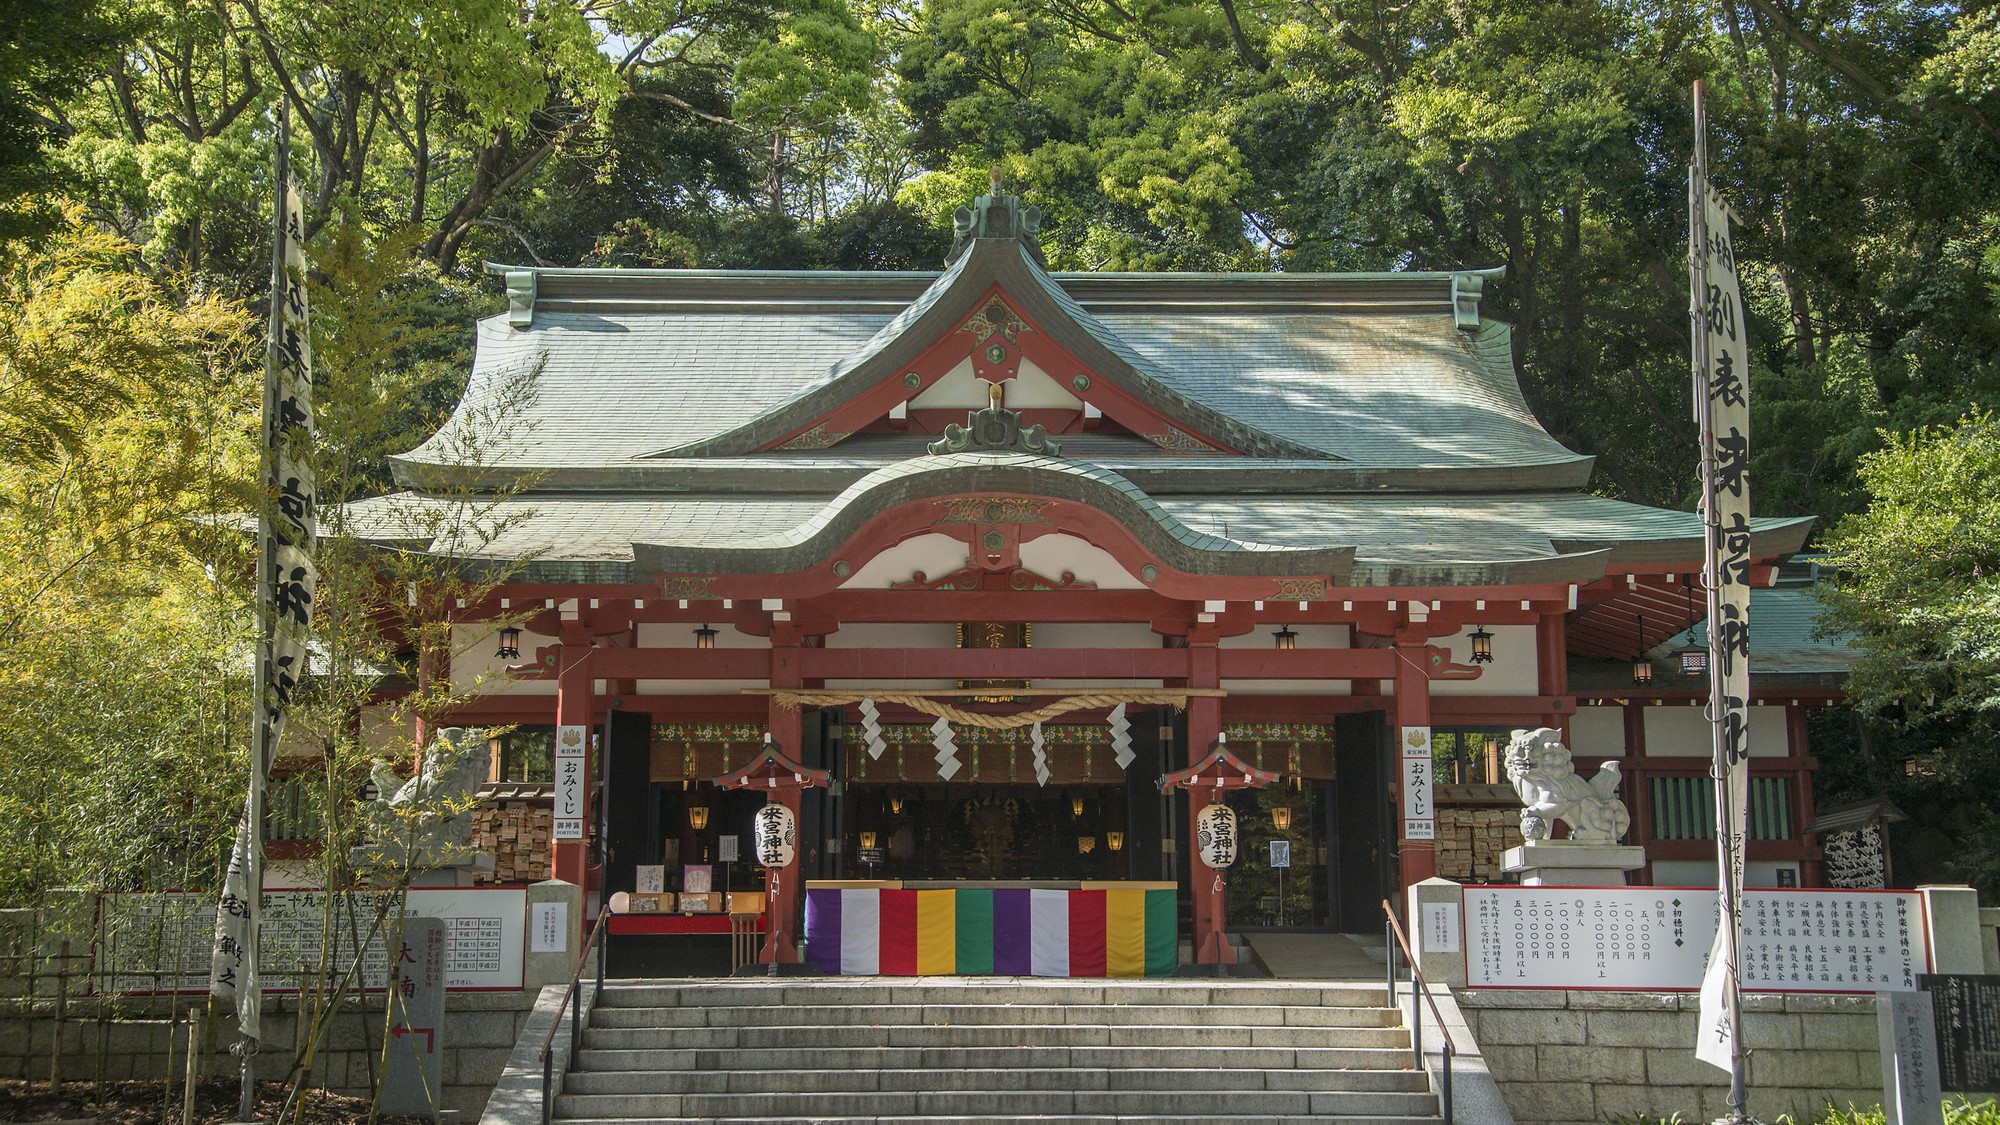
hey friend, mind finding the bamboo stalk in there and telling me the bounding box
[51,938,68,1089]
[183,1005,201,1125]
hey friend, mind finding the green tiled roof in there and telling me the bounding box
[364,213,1818,584]
[1660,586,1857,674]
[393,240,1585,482]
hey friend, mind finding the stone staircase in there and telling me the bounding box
[553,978,1442,1124]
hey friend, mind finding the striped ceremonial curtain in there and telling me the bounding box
[805,888,1176,977]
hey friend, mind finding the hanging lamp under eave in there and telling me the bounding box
[1468,625,1494,664]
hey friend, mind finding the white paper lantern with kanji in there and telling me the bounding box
[1195,803,1238,869]
[752,803,796,868]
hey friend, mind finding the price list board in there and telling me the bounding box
[97,886,526,994]
[1464,887,1926,992]
[1918,974,2000,1092]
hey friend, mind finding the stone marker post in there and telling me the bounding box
[1876,989,1944,1125]
[382,916,447,1117]
[1408,877,1467,988]
[524,880,582,988]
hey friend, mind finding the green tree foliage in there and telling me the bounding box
[1821,414,2000,894]
[0,0,133,241]
[0,212,259,899]
[3,0,2000,907]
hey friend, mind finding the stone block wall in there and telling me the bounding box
[1458,989,1887,1125]
[0,991,537,1118]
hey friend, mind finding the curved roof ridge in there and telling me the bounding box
[631,451,1357,580]
[640,236,1331,461]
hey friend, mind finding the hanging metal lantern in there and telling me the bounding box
[1467,625,1494,664]
[1195,802,1239,869]
[752,803,797,868]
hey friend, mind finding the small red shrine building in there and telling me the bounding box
[344,190,1825,965]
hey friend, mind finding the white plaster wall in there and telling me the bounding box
[909,355,1081,410]
[1431,624,1538,697]
[1653,858,1800,888]
[450,623,557,696]
[1018,533,1143,589]
[1643,704,1787,757]
[1220,623,1353,695]
[1031,622,1159,648]
[823,622,959,689]
[635,621,772,650]
[1218,624,1351,649]
[838,532,968,589]
[361,704,407,754]
[1568,707,1628,759]
[824,623,957,648]
[635,619,770,695]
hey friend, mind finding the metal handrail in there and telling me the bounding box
[1382,899,1456,1125]
[538,906,612,1125]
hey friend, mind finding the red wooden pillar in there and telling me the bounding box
[716,734,828,966]
[1394,630,1436,889]
[1788,703,1822,887]
[766,634,807,963]
[1536,611,1569,738]
[553,645,593,888]
[1185,639,1224,962]
[1163,736,1278,967]
[1624,701,1653,884]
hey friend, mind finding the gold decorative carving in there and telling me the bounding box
[958,297,1029,345]
[932,498,1055,525]
[658,576,716,599]
[1272,578,1327,601]
[891,566,1094,592]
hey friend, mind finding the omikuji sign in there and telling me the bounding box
[1463,886,1927,992]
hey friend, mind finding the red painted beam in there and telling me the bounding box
[582,645,1399,681]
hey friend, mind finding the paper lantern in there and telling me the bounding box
[753,803,797,868]
[1195,803,1238,869]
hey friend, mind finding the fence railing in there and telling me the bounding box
[1383,899,1455,1125]
[538,907,610,1125]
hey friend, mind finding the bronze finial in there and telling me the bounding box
[990,166,1004,195]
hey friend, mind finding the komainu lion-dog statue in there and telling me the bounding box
[1504,727,1630,845]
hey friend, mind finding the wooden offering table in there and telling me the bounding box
[804,880,1177,977]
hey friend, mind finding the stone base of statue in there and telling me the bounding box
[349,846,497,887]
[1503,840,1645,886]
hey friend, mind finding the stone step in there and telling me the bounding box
[590,1002,1400,1029]
[571,1044,1419,1073]
[579,1022,1411,1051]
[565,1065,1430,1096]
[556,1117,1441,1125]
[556,1089,1440,1119]
[594,981,1388,1010]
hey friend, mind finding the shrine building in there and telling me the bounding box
[336,190,1831,968]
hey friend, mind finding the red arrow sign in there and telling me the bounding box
[390,1024,437,1052]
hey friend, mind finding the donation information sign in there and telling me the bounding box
[1464,886,1926,992]
[102,887,526,993]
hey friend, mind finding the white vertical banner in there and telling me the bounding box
[553,725,588,839]
[212,141,317,1043]
[1401,726,1435,841]
[1693,177,1754,1074]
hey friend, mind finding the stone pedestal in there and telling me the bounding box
[1502,840,1644,886]
[353,847,497,887]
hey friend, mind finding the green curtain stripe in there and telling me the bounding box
[1144,889,1177,977]
[955,888,995,974]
